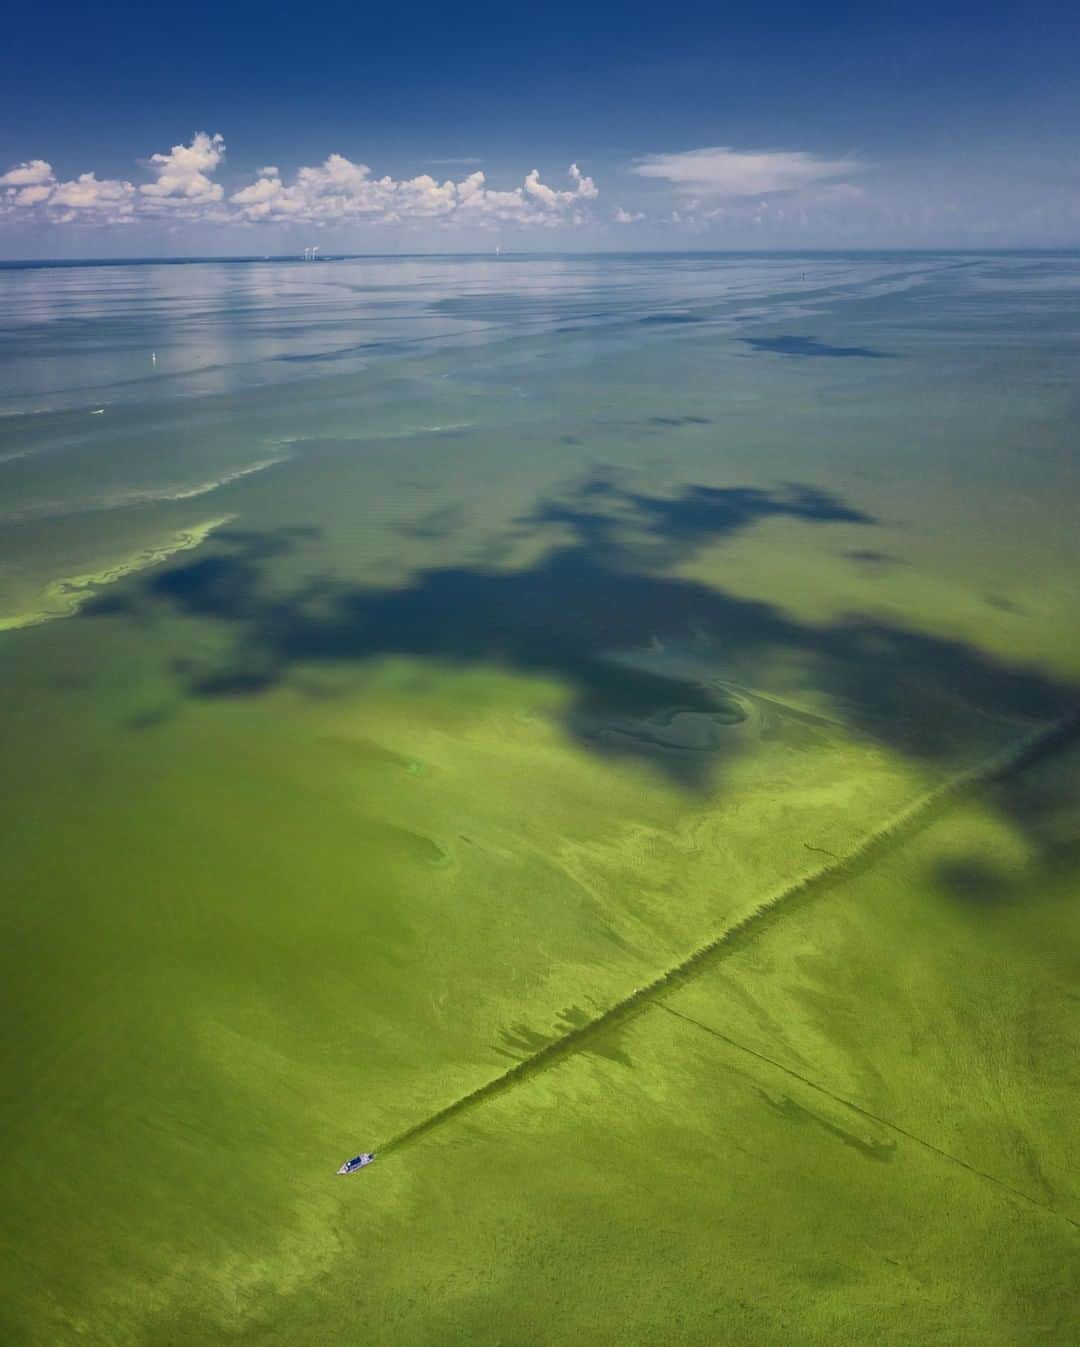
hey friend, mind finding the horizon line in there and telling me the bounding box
[3,246,1080,271]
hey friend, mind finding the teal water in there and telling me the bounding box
[1,253,1079,1345]
[2,252,1078,663]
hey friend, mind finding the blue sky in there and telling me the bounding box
[3,0,1079,254]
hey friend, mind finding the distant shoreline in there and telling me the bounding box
[3,247,1080,272]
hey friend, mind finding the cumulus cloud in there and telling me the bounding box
[230,156,597,228]
[569,164,598,198]
[632,146,860,198]
[522,162,597,208]
[35,172,137,223]
[0,159,54,186]
[0,134,598,231]
[140,131,225,205]
[614,206,644,223]
[13,184,53,207]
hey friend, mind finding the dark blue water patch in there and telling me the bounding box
[639,313,703,325]
[935,858,1016,905]
[932,765,1080,904]
[276,349,361,364]
[177,664,280,697]
[276,350,357,364]
[740,335,892,359]
[429,294,611,325]
[647,415,712,427]
[275,339,413,363]
[82,475,1078,795]
[83,591,141,618]
[518,471,873,572]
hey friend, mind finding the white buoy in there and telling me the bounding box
[151,351,157,366]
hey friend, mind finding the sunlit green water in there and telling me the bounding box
[1,253,1078,1345]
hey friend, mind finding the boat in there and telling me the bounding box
[337,1151,376,1175]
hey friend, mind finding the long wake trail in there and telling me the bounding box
[379,710,1080,1159]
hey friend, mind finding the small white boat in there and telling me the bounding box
[337,1151,376,1175]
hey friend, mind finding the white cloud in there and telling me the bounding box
[0,135,597,232]
[230,157,597,228]
[523,168,566,207]
[522,162,597,208]
[48,172,136,220]
[614,207,644,223]
[0,159,54,186]
[140,132,225,205]
[632,146,860,198]
[569,164,598,199]
[13,184,53,207]
[1,136,217,224]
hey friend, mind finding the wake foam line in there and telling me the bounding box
[656,1002,1080,1231]
[380,710,1080,1159]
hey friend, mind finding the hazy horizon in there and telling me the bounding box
[5,245,1080,268]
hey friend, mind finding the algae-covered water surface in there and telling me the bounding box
[1,252,1078,1345]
